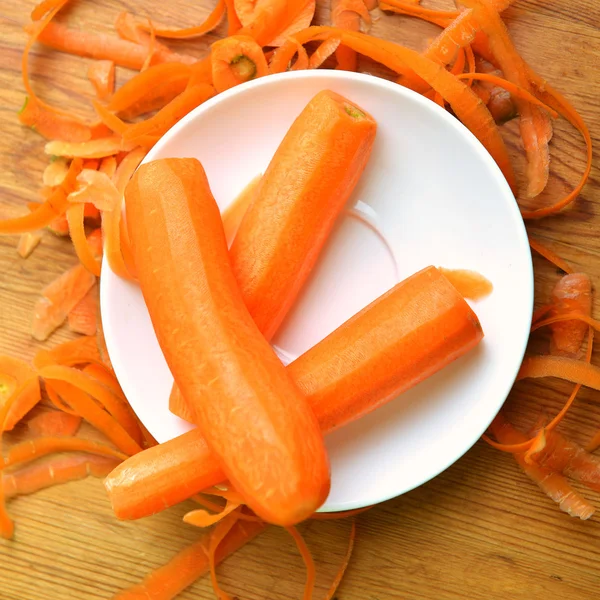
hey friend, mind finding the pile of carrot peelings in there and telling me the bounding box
[0,0,596,597]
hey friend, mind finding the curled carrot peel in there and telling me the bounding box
[37,365,143,448]
[273,26,516,191]
[113,520,265,600]
[489,416,595,519]
[33,335,103,370]
[519,78,593,219]
[0,357,41,432]
[2,437,127,469]
[331,0,373,72]
[208,511,242,600]
[87,60,115,101]
[3,454,118,498]
[324,520,356,600]
[456,73,557,117]
[46,136,134,159]
[211,36,269,92]
[41,379,141,456]
[27,411,82,437]
[286,525,316,600]
[138,0,226,39]
[107,267,482,519]
[184,500,241,528]
[66,204,102,276]
[30,21,196,70]
[528,237,574,274]
[68,286,99,336]
[517,355,600,391]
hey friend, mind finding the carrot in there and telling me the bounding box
[211,36,269,92]
[19,97,94,143]
[528,237,574,274]
[102,147,146,280]
[286,525,316,600]
[230,90,376,339]
[69,169,121,211]
[31,263,96,341]
[87,60,115,101]
[380,1,456,29]
[517,355,600,390]
[0,158,83,235]
[17,231,43,258]
[235,0,316,46]
[99,156,117,178]
[66,205,102,276]
[43,157,69,187]
[221,174,262,248]
[0,357,41,431]
[38,365,143,448]
[27,410,82,437]
[517,76,592,219]
[324,520,356,600]
[463,0,552,199]
[331,0,373,71]
[547,273,592,358]
[107,63,192,119]
[68,285,99,336]
[137,0,226,39]
[308,38,340,69]
[45,136,134,159]
[33,336,102,370]
[47,211,70,236]
[529,429,600,493]
[2,437,127,469]
[271,27,516,191]
[30,22,196,70]
[107,266,483,519]
[2,454,118,499]
[489,416,595,519]
[124,157,330,526]
[113,520,265,600]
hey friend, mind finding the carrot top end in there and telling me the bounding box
[230,55,257,81]
[344,103,366,119]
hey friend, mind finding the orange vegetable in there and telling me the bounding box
[17,231,43,258]
[463,0,552,198]
[125,157,330,526]
[489,416,595,519]
[30,21,196,70]
[271,26,516,191]
[31,263,96,341]
[45,136,133,159]
[137,0,226,39]
[27,410,82,437]
[230,90,376,339]
[68,285,99,336]
[221,174,262,247]
[33,336,103,370]
[66,205,102,276]
[87,60,115,101]
[331,0,373,71]
[0,357,41,432]
[107,266,483,519]
[113,520,265,600]
[2,454,118,499]
[211,35,269,92]
[548,273,592,358]
[107,63,192,119]
[19,96,93,143]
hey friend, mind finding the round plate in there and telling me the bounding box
[101,70,533,512]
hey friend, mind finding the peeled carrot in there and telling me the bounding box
[125,157,330,526]
[68,285,99,336]
[87,60,115,101]
[271,27,516,191]
[2,454,118,499]
[230,90,376,339]
[211,35,269,92]
[106,266,483,519]
[489,416,595,519]
[0,357,41,431]
[31,263,96,341]
[548,273,592,358]
[27,410,82,437]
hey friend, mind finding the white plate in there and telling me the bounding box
[101,70,533,512]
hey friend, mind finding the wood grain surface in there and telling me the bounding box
[1,1,600,598]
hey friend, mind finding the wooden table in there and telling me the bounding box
[1,1,599,598]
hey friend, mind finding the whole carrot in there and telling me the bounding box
[230,89,377,340]
[125,158,330,526]
[105,266,483,519]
